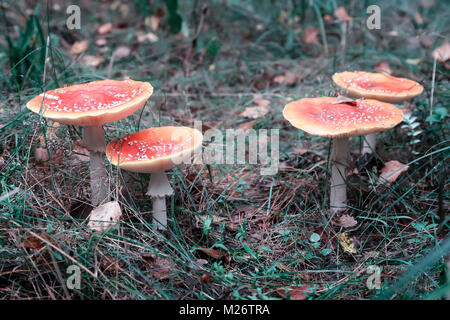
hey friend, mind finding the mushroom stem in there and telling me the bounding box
[146,171,174,230]
[330,137,349,214]
[362,133,376,154]
[83,125,109,207]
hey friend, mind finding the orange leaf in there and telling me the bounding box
[377,160,409,185]
[97,22,113,35]
[303,27,320,45]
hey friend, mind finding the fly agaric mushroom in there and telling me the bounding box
[105,126,203,230]
[283,97,403,214]
[26,79,153,206]
[332,71,423,155]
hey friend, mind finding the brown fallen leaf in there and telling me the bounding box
[373,61,392,75]
[201,272,213,283]
[337,233,357,254]
[338,214,357,228]
[254,96,270,108]
[88,201,122,232]
[377,160,409,185]
[113,46,131,60]
[95,38,107,46]
[273,71,298,86]
[303,27,320,45]
[80,55,105,67]
[195,247,230,263]
[432,41,450,63]
[143,256,176,280]
[334,7,352,22]
[24,235,46,250]
[97,22,113,35]
[239,106,268,119]
[276,286,312,300]
[136,32,159,43]
[71,40,89,55]
[34,147,49,162]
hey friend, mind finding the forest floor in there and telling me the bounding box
[0,0,449,299]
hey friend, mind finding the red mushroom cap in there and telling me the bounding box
[106,126,203,173]
[26,79,153,126]
[283,97,403,138]
[332,71,423,103]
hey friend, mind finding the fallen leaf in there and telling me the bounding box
[273,71,298,86]
[276,286,312,300]
[432,41,450,63]
[195,247,229,263]
[373,61,392,75]
[238,120,256,131]
[24,236,46,250]
[34,147,49,162]
[334,7,352,22]
[95,38,107,46]
[201,272,213,283]
[333,95,355,104]
[80,55,105,67]
[137,32,159,43]
[303,27,319,45]
[195,214,226,225]
[97,22,113,35]
[147,257,175,280]
[414,12,424,25]
[377,160,409,185]
[88,201,122,232]
[337,233,357,254]
[338,214,357,228]
[113,46,131,60]
[71,40,89,55]
[254,96,270,108]
[239,106,268,119]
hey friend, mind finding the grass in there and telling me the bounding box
[0,0,449,299]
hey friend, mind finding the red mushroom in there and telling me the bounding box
[106,126,203,230]
[26,79,153,206]
[283,97,403,214]
[332,71,423,155]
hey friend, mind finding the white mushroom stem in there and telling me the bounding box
[83,125,109,207]
[330,137,349,214]
[362,133,376,155]
[146,171,174,230]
